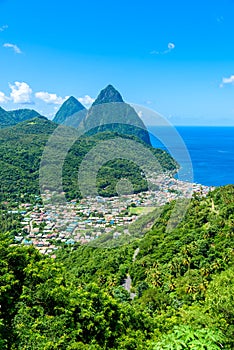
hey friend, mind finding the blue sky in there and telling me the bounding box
[0,0,234,125]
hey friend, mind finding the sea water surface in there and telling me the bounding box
[149,126,234,187]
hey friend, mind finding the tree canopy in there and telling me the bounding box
[0,185,233,349]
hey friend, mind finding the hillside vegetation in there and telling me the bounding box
[0,107,43,128]
[0,118,177,202]
[0,185,233,349]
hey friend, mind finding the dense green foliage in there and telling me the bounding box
[63,131,177,199]
[0,185,233,348]
[0,117,57,201]
[8,109,43,124]
[0,119,177,201]
[0,85,166,201]
[0,107,15,128]
[0,107,42,128]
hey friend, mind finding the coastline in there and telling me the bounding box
[149,125,234,187]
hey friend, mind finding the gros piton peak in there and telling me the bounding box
[92,85,124,106]
[83,85,151,145]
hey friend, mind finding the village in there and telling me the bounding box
[12,175,213,255]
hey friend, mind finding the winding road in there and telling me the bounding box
[122,247,140,299]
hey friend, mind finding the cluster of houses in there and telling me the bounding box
[13,176,213,255]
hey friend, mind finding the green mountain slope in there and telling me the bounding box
[56,184,234,348]
[0,117,58,201]
[0,106,44,129]
[0,107,16,128]
[0,118,177,202]
[0,185,233,349]
[53,96,86,125]
[82,85,152,145]
[8,108,42,123]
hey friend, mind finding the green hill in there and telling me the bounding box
[8,108,42,123]
[0,185,233,349]
[0,107,44,128]
[0,118,177,202]
[0,107,15,128]
[0,117,57,202]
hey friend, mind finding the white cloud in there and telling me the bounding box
[35,91,67,105]
[0,24,8,32]
[151,42,175,55]
[168,42,175,50]
[78,95,95,107]
[9,82,32,104]
[220,75,234,88]
[0,91,9,103]
[3,43,22,54]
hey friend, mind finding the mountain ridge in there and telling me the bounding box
[0,85,151,146]
[0,116,177,201]
[0,107,45,129]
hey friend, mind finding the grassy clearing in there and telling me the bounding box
[129,206,156,215]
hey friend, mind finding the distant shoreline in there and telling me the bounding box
[149,126,234,187]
